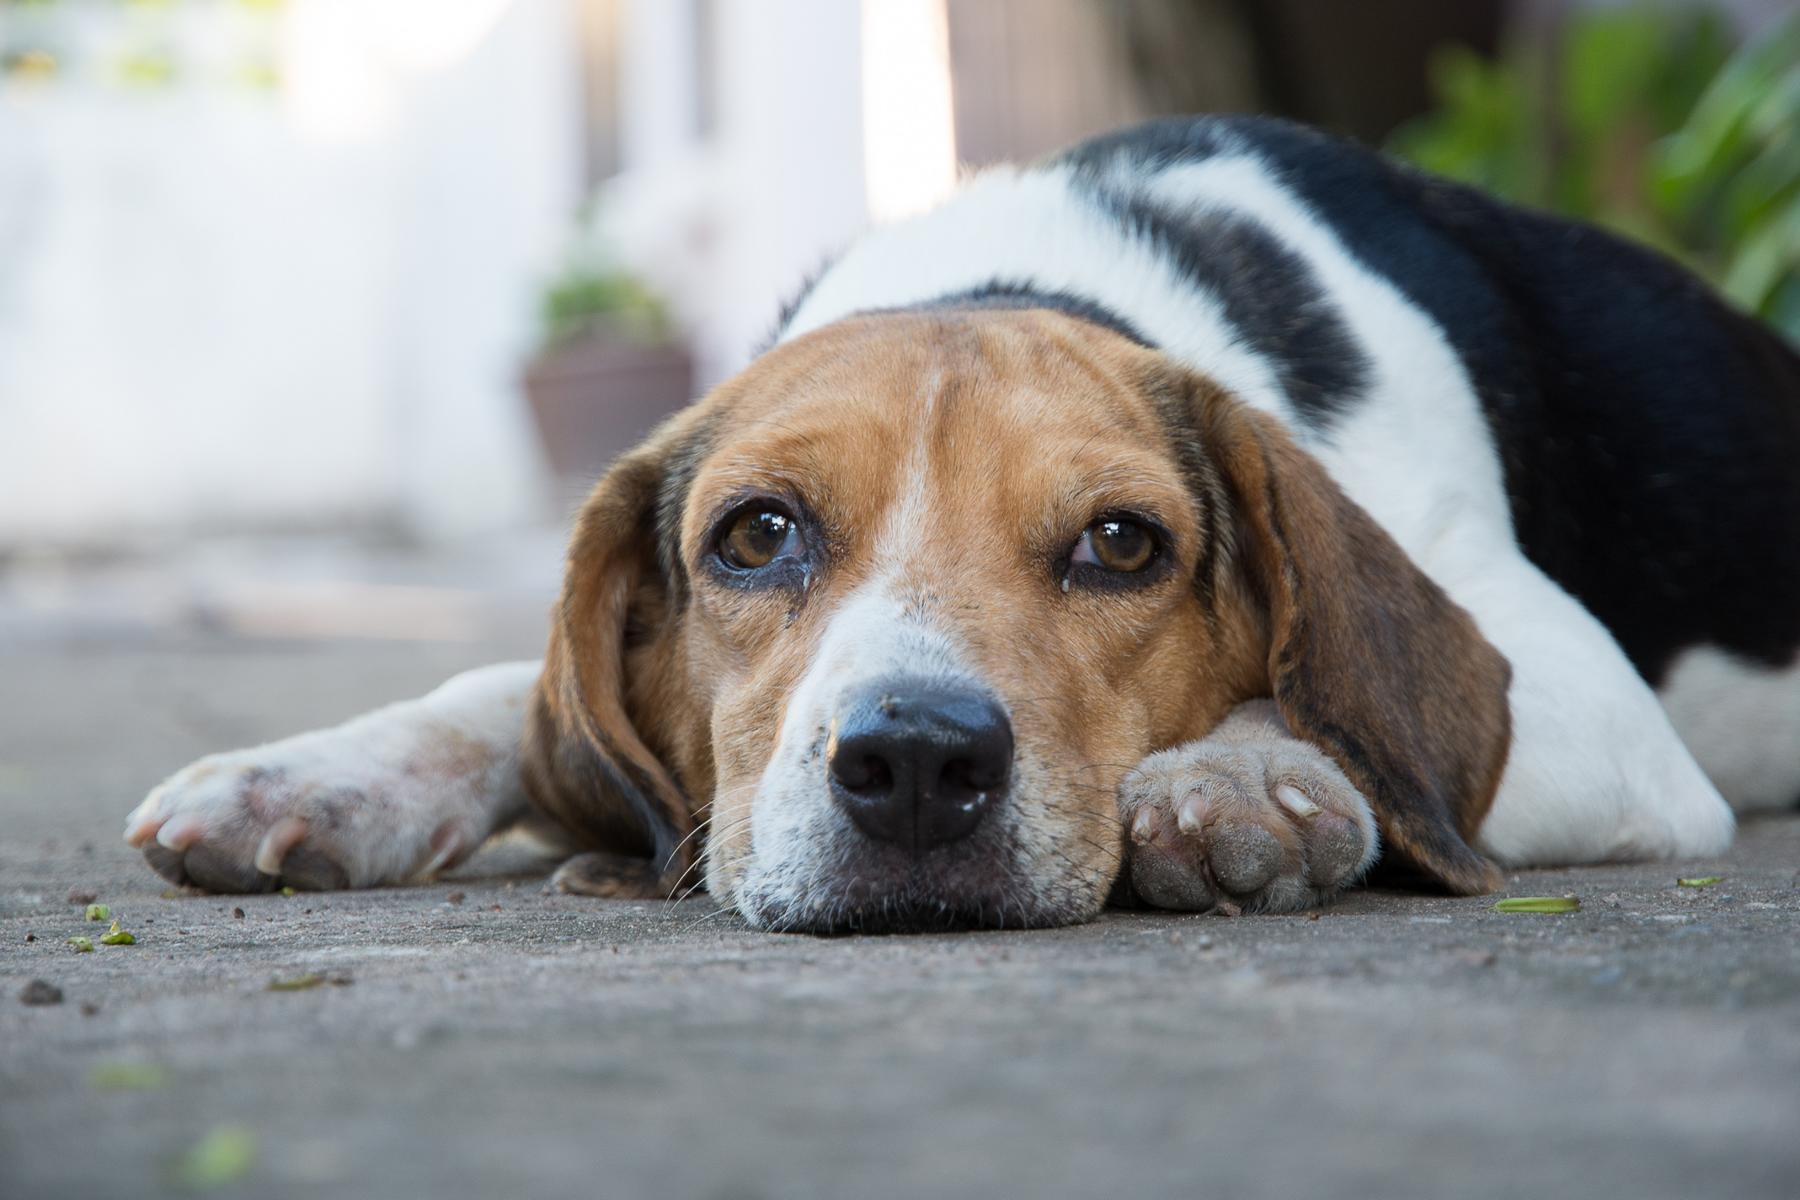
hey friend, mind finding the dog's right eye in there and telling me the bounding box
[718,506,801,571]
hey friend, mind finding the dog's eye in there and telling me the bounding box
[1072,518,1158,573]
[719,506,800,570]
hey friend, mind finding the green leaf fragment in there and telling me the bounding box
[280,886,296,897]
[174,1123,257,1190]
[90,1061,168,1092]
[85,903,110,922]
[1494,896,1581,913]
[266,971,350,991]
[99,919,136,946]
[68,936,94,952]
[1678,875,1724,887]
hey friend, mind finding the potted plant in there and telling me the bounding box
[522,251,694,496]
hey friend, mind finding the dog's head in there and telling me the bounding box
[524,310,1509,931]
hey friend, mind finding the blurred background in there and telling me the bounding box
[6,12,1795,1189]
[0,0,1795,653]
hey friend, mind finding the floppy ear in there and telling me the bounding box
[521,410,710,898]
[1195,383,1511,894]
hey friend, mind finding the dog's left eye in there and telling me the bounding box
[718,506,802,570]
[1071,517,1159,573]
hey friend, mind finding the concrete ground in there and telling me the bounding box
[4,594,1799,1198]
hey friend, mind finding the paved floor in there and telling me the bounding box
[3,634,1798,1199]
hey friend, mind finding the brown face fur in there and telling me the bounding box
[522,309,1510,930]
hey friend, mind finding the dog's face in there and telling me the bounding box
[524,310,1510,931]
[679,313,1265,930]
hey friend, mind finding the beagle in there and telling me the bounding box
[126,116,1800,932]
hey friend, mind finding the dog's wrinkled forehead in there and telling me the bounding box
[676,309,1200,594]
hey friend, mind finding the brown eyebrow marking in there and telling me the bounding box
[1141,369,1233,616]
[654,411,718,607]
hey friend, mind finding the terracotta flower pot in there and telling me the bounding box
[523,331,695,498]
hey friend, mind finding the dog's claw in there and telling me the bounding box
[123,804,165,848]
[1275,784,1320,819]
[415,823,468,880]
[155,813,207,853]
[255,817,309,876]
[1130,808,1158,845]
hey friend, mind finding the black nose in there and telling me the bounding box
[828,683,1013,854]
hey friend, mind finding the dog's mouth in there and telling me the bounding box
[737,882,1096,935]
[782,898,1063,935]
[729,818,1118,935]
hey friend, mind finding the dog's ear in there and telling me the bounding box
[1189,380,1511,894]
[521,410,711,898]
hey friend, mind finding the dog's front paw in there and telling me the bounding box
[124,721,502,893]
[1119,710,1378,913]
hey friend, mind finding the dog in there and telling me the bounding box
[125,116,1800,932]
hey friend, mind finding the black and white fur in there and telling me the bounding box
[130,116,1800,888]
[777,115,1800,862]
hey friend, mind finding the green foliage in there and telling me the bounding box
[539,266,672,349]
[1390,6,1800,343]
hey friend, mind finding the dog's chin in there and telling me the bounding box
[748,892,1086,935]
[731,845,1113,935]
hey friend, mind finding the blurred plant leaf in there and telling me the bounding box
[1392,6,1798,346]
[173,1124,257,1191]
[540,266,673,349]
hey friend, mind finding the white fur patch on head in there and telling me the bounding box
[782,164,1287,411]
[722,580,976,926]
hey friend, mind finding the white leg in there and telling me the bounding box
[1450,560,1735,865]
[124,661,541,891]
[1659,645,1800,813]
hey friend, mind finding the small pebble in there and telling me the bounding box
[66,888,97,905]
[1195,934,1215,951]
[447,891,466,905]
[232,907,245,919]
[24,933,35,943]
[19,979,63,1006]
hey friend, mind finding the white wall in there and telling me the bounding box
[0,0,955,548]
[601,0,959,391]
[704,0,870,382]
[598,0,873,390]
[0,0,581,547]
